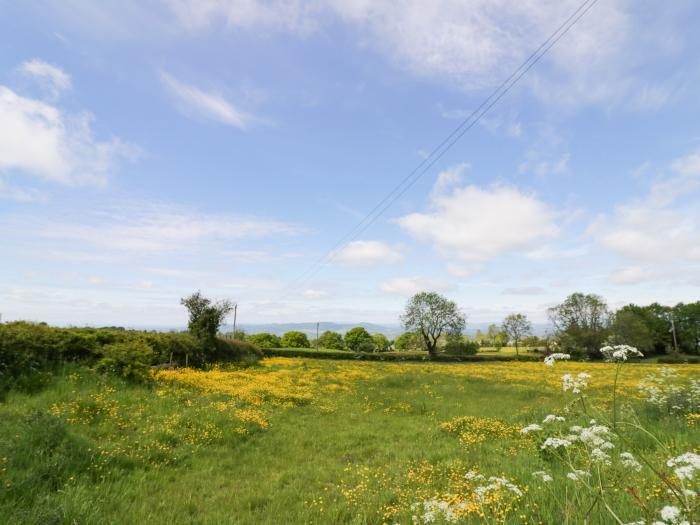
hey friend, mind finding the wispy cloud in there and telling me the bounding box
[331,240,402,267]
[589,149,700,265]
[380,276,453,297]
[160,71,251,129]
[19,58,72,99]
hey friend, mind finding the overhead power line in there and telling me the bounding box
[284,0,600,297]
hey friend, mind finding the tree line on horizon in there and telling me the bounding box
[227,291,700,359]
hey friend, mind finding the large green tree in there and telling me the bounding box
[401,292,466,358]
[547,292,610,358]
[180,291,233,351]
[372,333,391,352]
[673,302,700,354]
[280,331,310,348]
[317,330,345,350]
[501,313,532,357]
[344,327,375,353]
[247,332,281,349]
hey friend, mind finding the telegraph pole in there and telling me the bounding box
[233,304,238,338]
[316,322,319,349]
[670,317,679,354]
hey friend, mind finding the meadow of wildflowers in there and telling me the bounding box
[0,354,698,524]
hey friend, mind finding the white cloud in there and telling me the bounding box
[160,71,250,128]
[0,84,135,186]
[331,240,402,266]
[303,288,328,299]
[167,0,319,33]
[590,149,700,265]
[396,165,559,264]
[3,200,302,254]
[609,266,652,285]
[502,286,545,295]
[380,276,453,297]
[19,59,72,98]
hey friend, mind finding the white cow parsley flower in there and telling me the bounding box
[620,452,642,472]
[667,452,700,481]
[600,344,643,362]
[566,469,590,481]
[541,437,572,450]
[532,470,553,482]
[544,353,570,366]
[542,414,566,424]
[562,373,591,394]
[521,423,542,434]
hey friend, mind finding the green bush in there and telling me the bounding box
[317,330,345,350]
[210,338,262,365]
[280,331,311,348]
[95,340,154,382]
[657,355,700,364]
[394,331,421,351]
[141,332,204,367]
[372,333,391,352]
[247,332,282,349]
[442,336,479,356]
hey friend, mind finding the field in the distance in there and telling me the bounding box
[1,358,698,524]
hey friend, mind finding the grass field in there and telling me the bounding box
[1,358,698,524]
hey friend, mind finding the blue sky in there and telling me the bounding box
[2,0,700,327]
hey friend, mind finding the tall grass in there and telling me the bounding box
[0,358,698,524]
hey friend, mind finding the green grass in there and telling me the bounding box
[1,359,698,524]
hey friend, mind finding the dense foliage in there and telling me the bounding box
[315,330,344,350]
[547,294,700,358]
[393,331,422,351]
[0,322,260,394]
[180,291,233,351]
[547,292,610,358]
[246,332,282,349]
[441,335,479,356]
[371,333,391,352]
[280,331,311,348]
[344,327,375,353]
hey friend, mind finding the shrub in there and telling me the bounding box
[141,332,203,367]
[394,331,421,351]
[317,330,345,350]
[247,332,282,349]
[280,331,311,348]
[95,340,154,382]
[372,333,391,352]
[657,355,700,364]
[344,327,375,353]
[442,336,479,356]
[210,338,262,365]
[180,291,233,351]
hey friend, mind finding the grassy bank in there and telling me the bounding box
[1,359,698,523]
